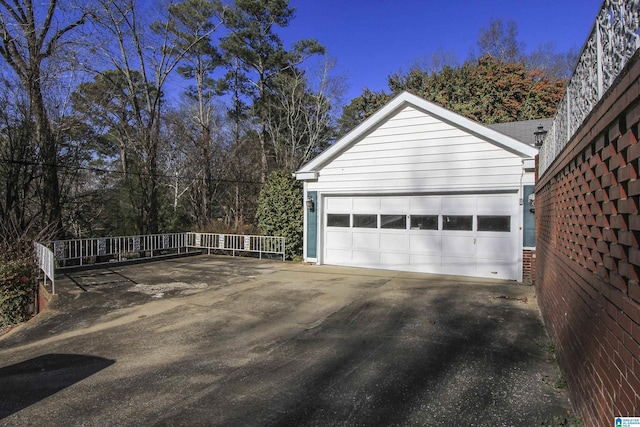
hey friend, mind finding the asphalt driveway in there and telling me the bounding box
[0,255,577,426]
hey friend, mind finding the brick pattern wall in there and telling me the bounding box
[523,249,536,285]
[37,282,52,313]
[536,53,640,426]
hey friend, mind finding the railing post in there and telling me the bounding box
[565,90,571,146]
[34,242,55,295]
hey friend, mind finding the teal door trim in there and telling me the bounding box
[523,185,536,248]
[306,191,318,258]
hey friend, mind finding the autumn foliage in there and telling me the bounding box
[340,55,566,132]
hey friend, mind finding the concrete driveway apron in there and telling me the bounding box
[0,255,576,426]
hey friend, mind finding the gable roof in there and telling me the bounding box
[296,91,538,180]
[487,118,553,147]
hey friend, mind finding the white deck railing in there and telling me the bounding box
[36,232,286,291]
[538,0,640,176]
[186,232,286,259]
[52,233,193,267]
[34,242,56,294]
[51,232,286,267]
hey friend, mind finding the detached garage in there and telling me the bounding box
[295,91,538,281]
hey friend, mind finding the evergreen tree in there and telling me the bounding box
[339,55,565,133]
[160,0,225,226]
[219,0,324,181]
[256,169,302,260]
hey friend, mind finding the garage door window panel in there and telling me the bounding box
[443,215,473,231]
[381,215,406,229]
[410,215,438,230]
[327,214,350,227]
[477,215,511,232]
[353,214,378,228]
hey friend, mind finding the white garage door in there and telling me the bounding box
[323,194,520,280]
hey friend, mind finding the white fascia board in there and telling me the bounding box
[296,92,415,175]
[522,159,536,171]
[294,171,318,181]
[295,91,539,176]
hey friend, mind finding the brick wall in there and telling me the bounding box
[37,282,53,313]
[536,52,640,426]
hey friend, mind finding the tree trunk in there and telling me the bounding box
[260,122,268,183]
[146,127,160,234]
[148,162,159,234]
[30,76,63,237]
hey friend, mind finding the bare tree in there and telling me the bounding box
[477,18,524,63]
[526,42,579,80]
[162,103,227,229]
[90,0,220,233]
[410,48,460,75]
[267,57,343,170]
[0,80,39,233]
[0,0,88,236]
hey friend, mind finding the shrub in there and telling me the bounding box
[0,257,36,327]
[256,169,303,261]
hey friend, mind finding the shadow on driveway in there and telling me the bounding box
[0,256,577,426]
[0,354,115,419]
[152,286,572,426]
[262,291,562,426]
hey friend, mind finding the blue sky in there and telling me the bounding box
[282,0,603,101]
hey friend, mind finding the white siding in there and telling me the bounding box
[307,106,525,193]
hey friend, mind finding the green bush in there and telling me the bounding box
[256,169,303,261]
[0,258,36,327]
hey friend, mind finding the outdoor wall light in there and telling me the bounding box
[534,124,548,147]
[306,196,315,212]
[528,193,535,213]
